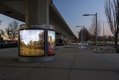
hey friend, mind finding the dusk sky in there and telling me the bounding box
[0,0,112,38]
[53,0,112,37]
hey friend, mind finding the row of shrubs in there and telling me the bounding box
[0,40,18,48]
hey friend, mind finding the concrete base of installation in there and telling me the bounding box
[19,56,56,62]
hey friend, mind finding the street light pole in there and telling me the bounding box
[82,26,85,43]
[76,26,84,44]
[83,13,98,52]
[95,13,98,51]
[103,22,107,46]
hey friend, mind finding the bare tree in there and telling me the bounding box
[89,17,101,36]
[0,19,3,25]
[89,17,101,42]
[0,16,3,25]
[105,0,119,52]
[78,27,91,42]
[0,29,4,41]
[0,18,4,41]
[6,20,19,40]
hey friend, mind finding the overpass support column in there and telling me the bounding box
[25,0,49,25]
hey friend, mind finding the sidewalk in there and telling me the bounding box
[0,47,119,80]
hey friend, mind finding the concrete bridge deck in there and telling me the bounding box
[0,47,119,80]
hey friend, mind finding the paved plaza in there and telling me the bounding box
[0,47,119,80]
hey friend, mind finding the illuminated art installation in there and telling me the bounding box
[18,25,55,62]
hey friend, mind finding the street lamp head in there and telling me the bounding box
[83,14,90,16]
[76,26,83,27]
[76,26,80,27]
[83,13,97,16]
[76,26,79,27]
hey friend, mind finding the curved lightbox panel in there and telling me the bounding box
[19,29,45,57]
[47,29,55,56]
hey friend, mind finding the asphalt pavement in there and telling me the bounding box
[0,46,119,80]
